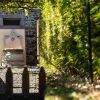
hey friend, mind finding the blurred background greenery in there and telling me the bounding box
[0,0,100,99]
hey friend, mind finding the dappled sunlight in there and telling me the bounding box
[46,95,62,100]
[46,74,100,100]
[45,89,100,100]
[0,0,100,100]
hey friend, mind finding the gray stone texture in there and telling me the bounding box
[0,8,40,66]
[0,8,40,94]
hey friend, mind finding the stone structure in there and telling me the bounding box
[0,8,40,66]
[0,9,41,94]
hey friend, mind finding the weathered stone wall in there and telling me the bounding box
[0,9,40,94]
[24,9,40,66]
[0,8,40,66]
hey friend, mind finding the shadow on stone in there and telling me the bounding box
[0,78,6,94]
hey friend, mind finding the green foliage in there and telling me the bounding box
[39,0,100,80]
[39,0,89,79]
[1,0,100,80]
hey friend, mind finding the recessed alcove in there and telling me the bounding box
[3,18,21,26]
